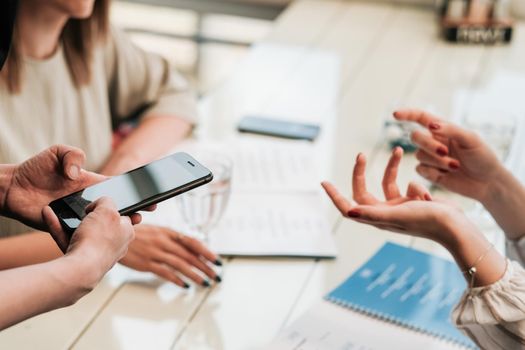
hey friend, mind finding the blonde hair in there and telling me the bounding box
[2,0,110,94]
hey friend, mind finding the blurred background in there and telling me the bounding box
[112,0,454,95]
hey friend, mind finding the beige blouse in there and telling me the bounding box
[452,239,525,349]
[0,27,197,236]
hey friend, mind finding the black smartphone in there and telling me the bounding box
[50,152,213,234]
[238,116,321,141]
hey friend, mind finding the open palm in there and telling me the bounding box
[322,147,467,246]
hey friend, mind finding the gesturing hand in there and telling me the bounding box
[322,148,469,246]
[393,109,504,203]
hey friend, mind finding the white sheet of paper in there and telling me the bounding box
[230,138,321,193]
[267,300,465,350]
[209,193,336,258]
[174,137,321,193]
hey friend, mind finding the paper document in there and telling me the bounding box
[267,301,465,350]
[230,138,321,193]
[175,137,321,193]
[209,193,336,258]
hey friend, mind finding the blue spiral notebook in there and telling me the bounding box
[325,242,476,349]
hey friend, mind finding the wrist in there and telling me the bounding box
[63,247,108,291]
[440,215,484,258]
[480,165,513,208]
[440,215,507,286]
[436,210,476,252]
[0,164,16,214]
[45,254,104,307]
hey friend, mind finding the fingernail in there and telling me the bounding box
[183,283,190,289]
[215,275,222,283]
[347,210,361,218]
[424,193,432,201]
[68,165,80,179]
[214,259,223,266]
[449,161,460,170]
[436,147,448,157]
[202,280,211,288]
[429,122,441,130]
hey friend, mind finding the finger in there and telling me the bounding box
[348,205,411,229]
[79,170,108,187]
[149,262,189,289]
[352,153,379,204]
[410,129,449,158]
[416,164,449,186]
[166,233,220,281]
[129,213,142,225]
[157,253,210,287]
[42,206,69,253]
[347,205,394,224]
[86,197,117,214]
[174,247,219,281]
[50,145,86,181]
[393,109,443,128]
[382,147,403,200]
[406,181,432,201]
[143,204,157,212]
[428,122,480,149]
[120,216,136,244]
[415,150,460,172]
[321,182,353,217]
[177,235,220,265]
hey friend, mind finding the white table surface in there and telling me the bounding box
[2,1,525,349]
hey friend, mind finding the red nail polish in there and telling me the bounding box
[449,161,460,170]
[429,122,441,131]
[348,210,361,218]
[424,193,432,201]
[437,147,448,157]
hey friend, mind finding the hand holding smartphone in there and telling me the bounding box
[50,152,212,234]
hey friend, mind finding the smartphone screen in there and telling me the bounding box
[52,152,212,231]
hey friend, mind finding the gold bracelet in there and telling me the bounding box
[462,243,495,293]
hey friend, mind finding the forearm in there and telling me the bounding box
[0,164,15,214]
[0,255,99,330]
[442,216,507,287]
[100,116,192,176]
[481,167,525,241]
[0,232,62,270]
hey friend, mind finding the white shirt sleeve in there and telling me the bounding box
[452,260,525,349]
[506,236,525,266]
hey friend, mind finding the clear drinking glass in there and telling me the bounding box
[176,151,232,243]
